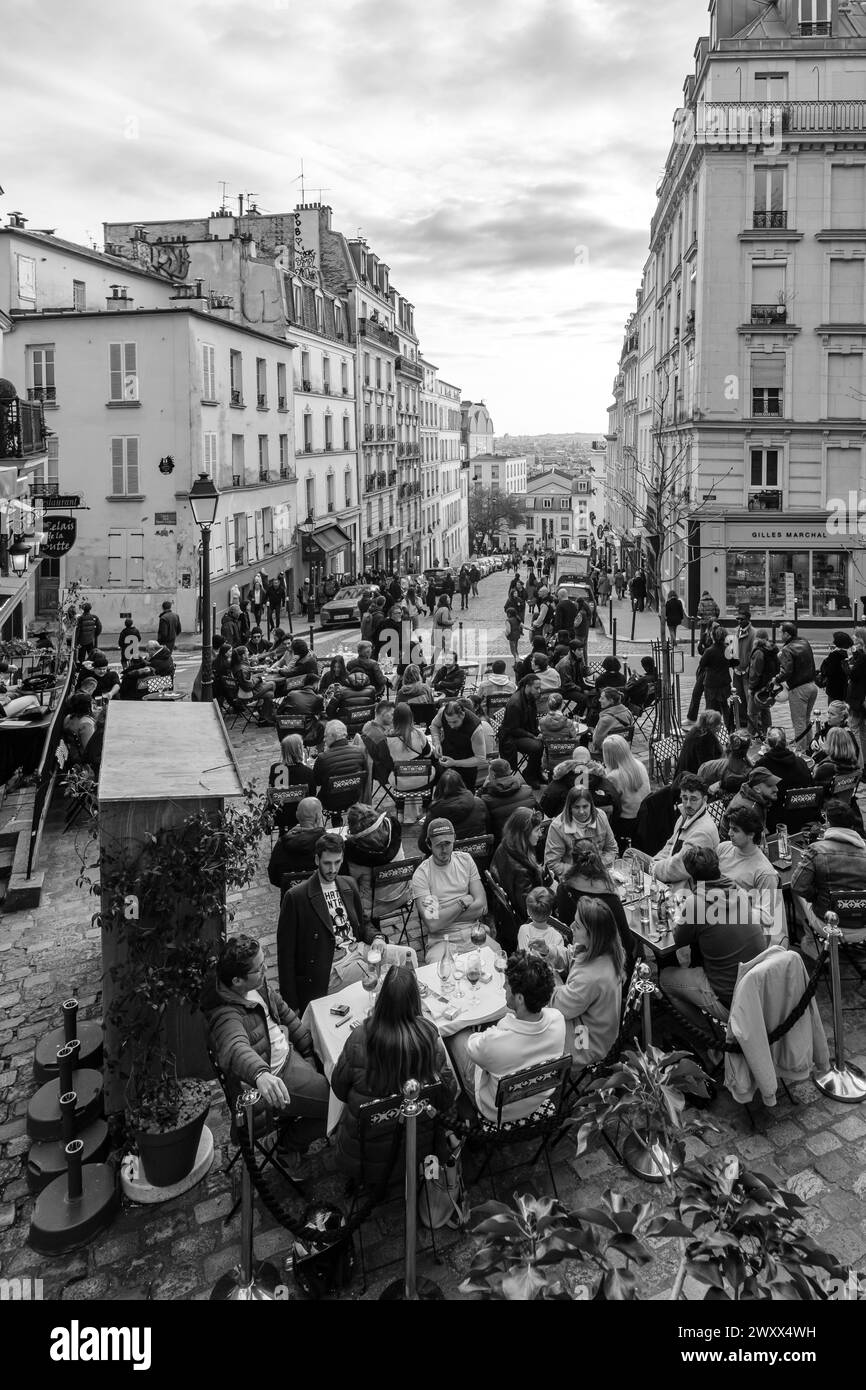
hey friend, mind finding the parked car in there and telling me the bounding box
[423,568,457,595]
[319,584,380,627]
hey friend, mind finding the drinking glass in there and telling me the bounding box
[470,921,487,950]
[361,971,378,1015]
[466,952,483,994]
[493,953,508,982]
[437,950,454,996]
[451,954,466,999]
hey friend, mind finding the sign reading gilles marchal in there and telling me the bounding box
[41,515,77,557]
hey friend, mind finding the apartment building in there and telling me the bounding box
[512,467,587,553]
[437,377,466,564]
[461,400,496,458]
[420,357,440,568]
[470,451,528,495]
[609,0,866,625]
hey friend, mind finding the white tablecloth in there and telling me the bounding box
[303,946,506,1131]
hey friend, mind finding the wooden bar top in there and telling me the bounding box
[98,701,244,803]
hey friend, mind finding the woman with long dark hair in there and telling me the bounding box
[319,654,350,698]
[552,898,625,1065]
[696,627,735,732]
[395,663,432,705]
[552,840,634,970]
[330,966,456,1185]
[675,709,724,778]
[490,806,546,934]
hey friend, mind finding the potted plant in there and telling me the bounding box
[78,787,271,1187]
[573,1044,714,1186]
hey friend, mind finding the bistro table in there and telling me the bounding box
[303,945,506,1130]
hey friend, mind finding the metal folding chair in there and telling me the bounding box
[462,1056,572,1199]
[319,771,366,826]
[379,758,437,824]
[484,869,519,955]
[370,856,425,949]
[207,1047,306,1224]
[454,833,495,876]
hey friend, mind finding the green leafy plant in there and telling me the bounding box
[459,1190,686,1301]
[76,785,271,1132]
[573,1044,714,1189]
[671,1155,850,1301]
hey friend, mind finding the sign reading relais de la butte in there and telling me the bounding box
[41,515,77,557]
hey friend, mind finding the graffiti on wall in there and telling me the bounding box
[134,239,190,280]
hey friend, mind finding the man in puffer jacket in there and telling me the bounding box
[790,798,866,945]
[477,758,538,842]
[203,934,328,1145]
[753,727,813,832]
[326,669,377,724]
[777,623,818,753]
[313,720,369,795]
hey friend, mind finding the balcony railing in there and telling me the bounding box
[257,393,267,407]
[230,388,242,406]
[751,392,783,416]
[799,21,831,36]
[365,475,376,491]
[364,425,375,441]
[358,317,400,350]
[751,304,787,325]
[753,210,788,229]
[259,468,270,482]
[278,395,287,409]
[376,471,387,487]
[1,397,47,459]
[377,426,386,440]
[700,101,866,140]
[396,355,423,382]
[748,489,783,511]
[388,470,397,485]
[279,466,295,480]
[27,386,56,405]
[387,426,395,439]
[302,379,312,392]
[323,383,331,395]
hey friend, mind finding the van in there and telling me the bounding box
[553,550,592,589]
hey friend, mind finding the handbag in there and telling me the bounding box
[418,1141,467,1230]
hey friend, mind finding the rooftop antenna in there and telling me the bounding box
[312,187,331,203]
[218,181,230,214]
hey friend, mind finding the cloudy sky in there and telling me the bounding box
[6,0,703,433]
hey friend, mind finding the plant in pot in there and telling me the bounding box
[459,1190,686,1301]
[573,1044,715,1188]
[84,787,271,1187]
[670,1155,850,1300]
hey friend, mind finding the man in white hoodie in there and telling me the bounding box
[476,660,516,705]
[446,950,566,1121]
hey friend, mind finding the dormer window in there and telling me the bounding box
[798,0,831,36]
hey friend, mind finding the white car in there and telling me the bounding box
[319,584,379,627]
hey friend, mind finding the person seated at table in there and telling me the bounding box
[62,691,98,764]
[231,645,276,723]
[318,654,351,700]
[145,639,175,679]
[77,651,120,701]
[247,626,271,658]
[117,655,154,701]
[313,719,369,796]
[651,774,719,886]
[277,832,373,1011]
[551,840,633,969]
[479,760,538,844]
[330,965,456,1188]
[417,770,489,853]
[602,734,650,846]
[343,803,409,921]
[432,652,464,699]
[718,766,781,840]
[660,845,766,1035]
[517,885,569,974]
[530,653,561,712]
[326,669,377,728]
[281,637,319,681]
[203,934,328,1155]
[550,629,573,669]
[499,675,544,788]
[446,951,566,1121]
[539,691,580,742]
[268,796,325,888]
[267,627,292,665]
[809,700,848,762]
[476,660,515,706]
[545,785,618,879]
[811,727,861,803]
[588,688,634,758]
[555,642,591,709]
[551,899,624,1067]
[490,807,547,941]
[381,702,433,823]
[717,804,779,895]
[696,729,752,796]
[347,640,386,696]
[394,663,432,706]
[281,674,325,725]
[361,700,395,790]
[268,736,316,833]
[429,698,487,792]
[411,818,490,962]
[791,799,866,951]
[594,655,627,695]
[514,635,549,684]
[674,710,724,779]
[623,656,658,714]
[539,751,621,821]
[753,727,814,833]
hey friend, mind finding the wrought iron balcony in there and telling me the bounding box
[1,397,46,459]
[27,386,56,405]
[753,210,788,229]
[396,355,423,382]
[358,317,399,350]
[377,426,386,440]
[751,304,787,325]
[388,470,397,485]
[699,101,865,139]
[364,424,375,441]
[748,489,783,511]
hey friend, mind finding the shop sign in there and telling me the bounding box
[41,515,77,556]
[724,523,833,545]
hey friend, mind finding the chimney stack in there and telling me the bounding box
[7,212,27,229]
[106,284,132,311]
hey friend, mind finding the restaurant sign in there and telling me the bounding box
[41,515,77,557]
[725,523,833,545]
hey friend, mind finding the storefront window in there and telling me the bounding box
[812,551,851,617]
[768,552,809,615]
[726,551,766,613]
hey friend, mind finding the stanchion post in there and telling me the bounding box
[815,913,866,1103]
[609,598,613,633]
[211,1089,279,1299]
[630,605,636,641]
[458,621,463,660]
[612,618,617,658]
[690,617,696,659]
[65,1139,84,1202]
[62,999,78,1044]
[308,623,315,652]
[379,1080,444,1301]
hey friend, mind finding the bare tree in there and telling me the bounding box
[468,485,524,551]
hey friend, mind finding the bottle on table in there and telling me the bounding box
[437,934,455,995]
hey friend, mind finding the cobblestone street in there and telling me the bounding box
[1,568,865,1301]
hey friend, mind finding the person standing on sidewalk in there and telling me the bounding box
[697,591,720,648]
[629,569,646,613]
[469,562,481,597]
[665,590,685,646]
[75,602,102,661]
[746,629,778,738]
[157,600,182,653]
[597,570,612,605]
[778,623,818,754]
[613,568,626,600]
[845,627,866,767]
[732,607,755,731]
[458,566,471,612]
[118,616,141,670]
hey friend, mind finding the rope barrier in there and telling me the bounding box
[723,946,829,1055]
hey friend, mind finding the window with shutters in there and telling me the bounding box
[324,415,333,451]
[233,513,247,568]
[256,358,267,408]
[258,435,269,481]
[109,342,139,401]
[335,301,344,339]
[230,350,243,406]
[828,259,865,324]
[203,432,218,479]
[344,468,352,508]
[202,344,216,401]
[827,353,864,418]
[31,436,60,494]
[16,255,36,305]
[277,362,288,409]
[343,414,351,450]
[326,473,335,513]
[750,351,785,415]
[293,285,303,321]
[753,166,786,229]
[322,356,330,393]
[798,0,830,36]
[26,345,56,403]
[751,262,786,322]
[279,434,290,477]
[305,477,315,518]
[825,446,863,508]
[231,434,245,486]
[303,413,313,452]
[110,437,141,496]
[107,529,145,586]
[213,522,225,576]
[73,280,86,312]
[300,351,311,389]
[262,506,273,556]
[341,360,349,395]
[830,166,865,231]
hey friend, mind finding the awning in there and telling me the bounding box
[386,529,402,549]
[308,524,351,556]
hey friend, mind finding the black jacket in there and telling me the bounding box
[499,689,539,749]
[818,648,850,703]
[417,789,490,853]
[754,747,813,832]
[267,825,324,886]
[665,596,685,627]
[490,841,543,928]
[847,647,866,713]
[478,773,538,841]
[277,873,371,1012]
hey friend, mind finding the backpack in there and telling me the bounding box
[291,1203,355,1298]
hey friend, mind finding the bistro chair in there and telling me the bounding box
[280,869,314,899]
[460,1056,572,1200]
[371,856,425,951]
[779,785,825,822]
[630,685,660,747]
[381,758,437,824]
[542,738,579,775]
[830,770,860,804]
[806,893,866,988]
[319,771,366,826]
[484,692,512,741]
[453,833,495,877]
[705,793,732,831]
[483,870,519,956]
[208,1046,307,1225]
[266,783,307,839]
[402,700,436,732]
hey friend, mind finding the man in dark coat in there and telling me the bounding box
[221,604,242,648]
[753,726,814,832]
[118,616,141,669]
[268,797,325,887]
[157,600,182,652]
[630,570,647,612]
[75,602,102,660]
[277,834,373,1011]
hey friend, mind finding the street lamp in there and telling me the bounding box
[188,472,220,702]
[8,537,30,576]
[304,511,316,620]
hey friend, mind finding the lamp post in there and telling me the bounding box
[304,511,316,621]
[188,473,220,702]
[8,536,30,576]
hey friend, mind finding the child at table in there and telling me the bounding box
[517,887,569,976]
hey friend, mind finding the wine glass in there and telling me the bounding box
[493,953,508,985]
[361,971,378,1015]
[469,921,489,980]
[465,952,483,994]
[451,954,466,999]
